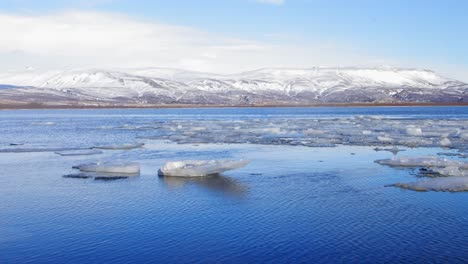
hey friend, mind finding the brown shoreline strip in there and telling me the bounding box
[1,102,468,110]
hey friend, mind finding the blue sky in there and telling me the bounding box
[1,0,467,80]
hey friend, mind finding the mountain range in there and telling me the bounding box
[0,66,467,107]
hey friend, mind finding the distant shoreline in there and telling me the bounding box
[1,102,468,110]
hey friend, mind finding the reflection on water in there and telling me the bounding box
[63,172,140,180]
[160,174,248,197]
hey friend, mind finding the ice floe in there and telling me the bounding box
[375,156,468,168]
[406,127,422,136]
[73,162,140,174]
[0,147,89,153]
[55,149,102,156]
[158,159,249,177]
[390,177,468,192]
[430,166,468,177]
[94,143,144,150]
[378,155,468,192]
[439,138,452,147]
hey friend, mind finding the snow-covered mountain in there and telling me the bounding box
[0,66,467,106]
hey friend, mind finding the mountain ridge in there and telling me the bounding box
[0,66,467,107]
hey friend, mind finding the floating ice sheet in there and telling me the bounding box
[158,159,249,177]
[73,162,140,174]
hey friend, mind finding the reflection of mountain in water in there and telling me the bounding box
[160,174,248,197]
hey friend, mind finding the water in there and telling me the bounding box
[1,107,468,263]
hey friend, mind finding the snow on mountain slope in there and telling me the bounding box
[0,66,466,105]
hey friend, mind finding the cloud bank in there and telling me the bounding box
[0,11,409,74]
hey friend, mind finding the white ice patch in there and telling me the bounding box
[406,127,422,136]
[439,138,452,147]
[391,177,468,192]
[74,162,140,174]
[94,143,144,150]
[55,149,103,156]
[158,159,249,177]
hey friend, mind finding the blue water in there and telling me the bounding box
[1,105,468,119]
[1,107,468,263]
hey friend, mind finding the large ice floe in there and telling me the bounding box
[67,162,140,180]
[158,160,249,177]
[67,163,140,180]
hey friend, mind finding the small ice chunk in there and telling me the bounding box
[390,177,468,192]
[375,156,468,168]
[158,159,250,177]
[406,127,422,136]
[94,143,144,150]
[74,162,140,174]
[55,149,102,156]
[439,138,451,147]
[362,130,372,135]
[377,136,393,143]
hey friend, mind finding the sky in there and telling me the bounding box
[0,0,467,81]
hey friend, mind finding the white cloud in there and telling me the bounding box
[0,11,401,75]
[255,0,285,5]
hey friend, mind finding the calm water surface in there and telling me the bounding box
[1,107,468,263]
